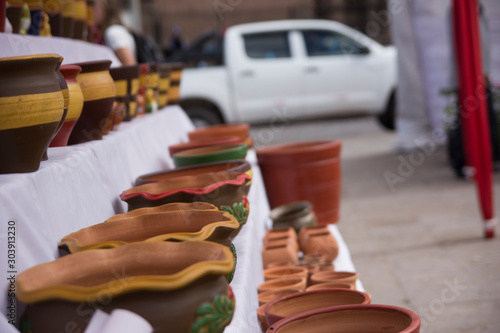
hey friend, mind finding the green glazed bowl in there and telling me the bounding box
[173,143,248,167]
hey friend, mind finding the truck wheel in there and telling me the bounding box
[377,91,396,130]
[182,103,224,128]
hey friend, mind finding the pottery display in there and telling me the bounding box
[157,62,171,108]
[266,304,421,333]
[262,242,298,268]
[257,277,306,294]
[17,241,235,333]
[73,0,86,39]
[62,0,75,38]
[165,62,183,105]
[105,202,218,222]
[146,62,159,113]
[257,141,341,225]
[168,136,242,157]
[263,267,308,282]
[58,210,240,253]
[43,0,62,36]
[173,143,248,168]
[265,289,371,326]
[0,54,64,174]
[270,201,317,232]
[109,64,140,121]
[135,160,251,186]
[258,289,300,307]
[50,65,84,147]
[68,60,115,144]
[6,0,23,33]
[298,226,339,263]
[310,271,359,289]
[188,124,249,143]
[305,282,354,291]
[26,0,43,35]
[122,171,251,211]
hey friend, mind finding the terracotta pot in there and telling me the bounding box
[264,267,308,282]
[61,0,75,37]
[168,136,242,157]
[257,141,341,225]
[135,160,251,186]
[72,0,86,39]
[266,304,421,333]
[42,58,69,160]
[310,271,359,289]
[298,226,339,262]
[266,262,294,269]
[68,60,115,144]
[43,0,62,36]
[258,303,270,331]
[262,243,298,269]
[264,228,297,243]
[165,62,183,105]
[258,289,300,307]
[263,237,299,253]
[270,201,317,232]
[102,102,123,135]
[105,202,218,222]
[188,124,249,143]
[305,282,354,291]
[50,65,83,147]
[265,289,371,326]
[300,253,329,266]
[146,62,159,113]
[0,54,64,174]
[6,0,23,33]
[17,241,235,333]
[157,63,171,108]
[109,65,140,121]
[122,171,251,211]
[173,143,248,168]
[257,277,306,294]
[26,0,43,35]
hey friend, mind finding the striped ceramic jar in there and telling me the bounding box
[157,63,171,109]
[0,54,64,174]
[73,0,86,40]
[62,0,75,38]
[109,65,140,121]
[167,62,183,106]
[67,60,116,144]
[146,62,159,113]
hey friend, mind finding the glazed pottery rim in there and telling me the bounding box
[58,210,240,253]
[105,202,219,222]
[60,64,83,72]
[121,172,251,201]
[173,143,248,158]
[264,288,371,323]
[263,266,308,279]
[311,271,358,281]
[16,241,235,304]
[257,140,341,156]
[266,303,421,333]
[189,123,249,134]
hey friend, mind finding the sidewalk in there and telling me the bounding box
[251,116,500,332]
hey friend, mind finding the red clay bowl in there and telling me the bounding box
[265,289,371,326]
[168,136,242,157]
[257,141,341,165]
[266,304,421,333]
[135,160,251,186]
[188,124,249,142]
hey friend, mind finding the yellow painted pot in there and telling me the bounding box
[157,63,171,108]
[61,0,75,38]
[73,0,86,39]
[109,64,140,121]
[166,62,183,105]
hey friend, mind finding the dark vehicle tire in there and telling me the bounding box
[377,91,396,130]
[181,101,224,128]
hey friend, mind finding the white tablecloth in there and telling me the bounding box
[0,107,360,332]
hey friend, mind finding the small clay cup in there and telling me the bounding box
[264,267,308,281]
[263,237,299,253]
[257,277,306,294]
[264,228,297,243]
[299,226,339,262]
[310,271,359,289]
[262,243,298,269]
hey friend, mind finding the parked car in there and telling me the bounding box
[169,19,397,129]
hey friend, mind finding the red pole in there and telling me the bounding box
[452,0,495,238]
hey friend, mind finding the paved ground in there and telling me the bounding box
[250,116,500,333]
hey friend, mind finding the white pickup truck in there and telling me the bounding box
[173,20,397,129]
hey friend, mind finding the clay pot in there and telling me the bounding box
[172,143,248,168]
[0,54,64,174]
[310,271,359,289]
[157,63,171,108]
[146,62,159,113]
[264,267,308,282]
[168,136,242,157]
[6,0,23,33]
[102,102,124,134]
[42,58,69,160]
[68,60,116,144]
[266,304,421,333]
[265,289,371,326]
[105,202,218,222]
[257,277,306,294]
[262,243,298,269]
[135,160,251,186]
[305,282,354,291]
[266,262,294,269]
[270,201,317,232]
[165,62,183,105]
[298,226,339,262]
[258,289,300,307]
[257,141,341,225]
[17,241,235,333]
[50,65,83,147]
[72,0,86,39]
[258,303,270,331]
[43,0,63,36]
[264,228,297,243]
[188,124,249,143]
[300,253,329,266]
[109,65,140,121]
[26,0,43,35]
[61,0,75,38]
[263,237,299,253]
[136,63,149,116]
